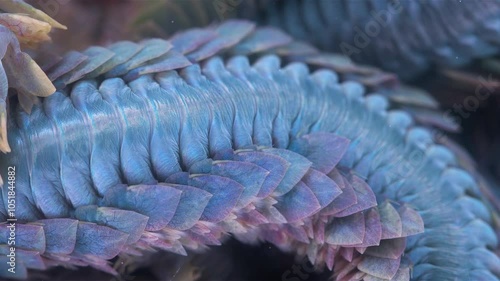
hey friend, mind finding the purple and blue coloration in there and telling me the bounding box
[235,0,500,79]
[0,20,498,281]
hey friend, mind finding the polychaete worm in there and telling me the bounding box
[0,20,498,281]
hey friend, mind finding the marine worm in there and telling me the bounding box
[231,0,500,79]
[0,20,498,281]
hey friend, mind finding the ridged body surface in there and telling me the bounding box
[233,0,500,79]
[0,20,498,281]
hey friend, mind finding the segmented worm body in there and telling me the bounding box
[235,0,500,79]
[0,20,498,281]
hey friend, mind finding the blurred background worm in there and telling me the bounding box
[0,1,499,281]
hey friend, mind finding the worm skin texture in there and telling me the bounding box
[234,0,500,80]
[0,20,498,281]
[136,0,500,80]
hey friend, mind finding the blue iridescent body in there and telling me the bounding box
[235,0,500,79]
[0,20,498,281]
